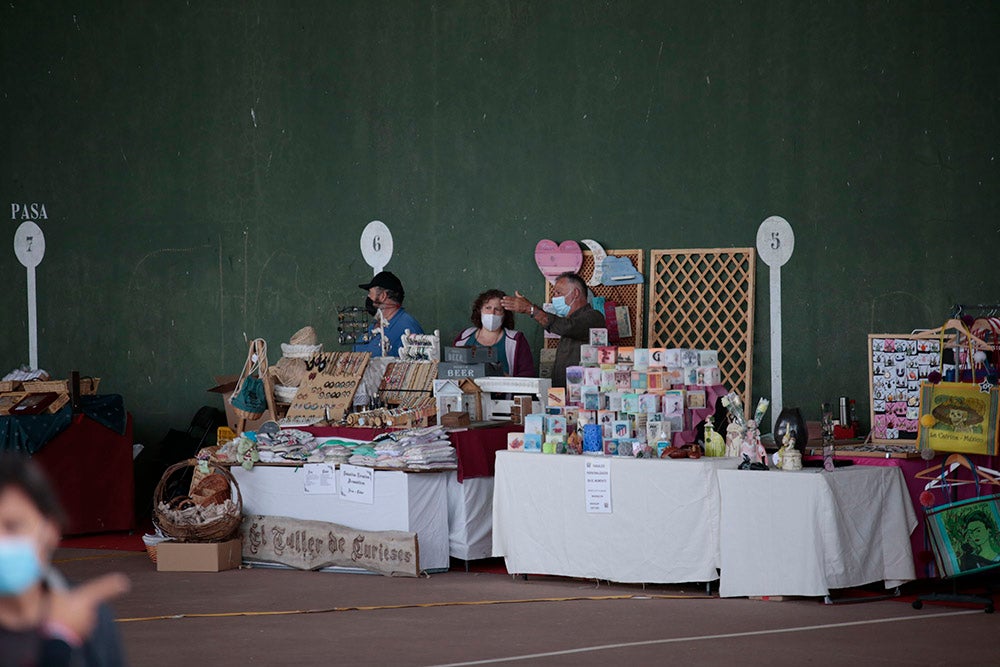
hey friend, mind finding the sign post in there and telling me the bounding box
[755,216,795,432]
[360,220,393,275]
[14,221,46,370]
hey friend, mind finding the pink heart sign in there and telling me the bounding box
[534,240,583,284]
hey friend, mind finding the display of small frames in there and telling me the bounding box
[868,334,942,444]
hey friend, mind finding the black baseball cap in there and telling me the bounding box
[358,271,404,295]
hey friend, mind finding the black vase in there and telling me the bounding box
[773,407,808,451]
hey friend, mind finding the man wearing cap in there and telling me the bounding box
[354,271,423,358]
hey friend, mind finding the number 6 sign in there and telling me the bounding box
[360,220,393,274]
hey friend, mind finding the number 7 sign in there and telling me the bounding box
[14,221,46,370]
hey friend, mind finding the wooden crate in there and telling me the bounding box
[0,392,29,416]
[46,393,70,414]
[22,380,68,393]
[21,377,100,395]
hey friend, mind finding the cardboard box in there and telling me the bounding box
[156,538,243,572]
[208,375,270,433]
[440,411,471,428]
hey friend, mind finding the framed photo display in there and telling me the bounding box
[925,492,1000,578]
[868,334,942,445]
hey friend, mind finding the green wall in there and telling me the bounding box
[2,1,998,444]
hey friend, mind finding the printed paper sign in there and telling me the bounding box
[339,464,374,504]
[303,463,337,494]
[584,458,612,513]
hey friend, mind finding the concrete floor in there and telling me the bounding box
[55,548,998,666]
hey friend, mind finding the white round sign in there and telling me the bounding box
[360,220,393,273]
[756,216,794,267]
[14,221,45,268]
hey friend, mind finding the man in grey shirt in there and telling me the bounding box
[501,272,606,387]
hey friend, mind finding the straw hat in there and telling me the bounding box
[281,326,322,358]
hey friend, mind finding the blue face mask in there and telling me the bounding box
[0,538,42,596]
[551,296,571,317]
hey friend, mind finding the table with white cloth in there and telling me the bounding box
[231,465,451,572]
[492,451,740,584]
[717,465,917,598]
[301,422,517,561]
[446,474,494,561]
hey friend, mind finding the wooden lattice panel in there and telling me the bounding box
[543,249,644,348]
[647,248,756,413]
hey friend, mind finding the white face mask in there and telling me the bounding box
[480,313,503,332]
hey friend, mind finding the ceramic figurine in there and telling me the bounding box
[703,418,726,457]
[567,430,583,455]
[780,430,802,471]
[737,419,768,470]
[725,421,742,458]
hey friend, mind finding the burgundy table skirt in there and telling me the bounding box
[33,413,135,536]
[299,423,520,482]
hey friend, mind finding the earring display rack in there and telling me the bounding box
[378,361,439,408]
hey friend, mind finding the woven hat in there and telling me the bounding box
[289,326,318,345]
[281,325,322,359]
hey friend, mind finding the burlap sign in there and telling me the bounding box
[240,514,419,577]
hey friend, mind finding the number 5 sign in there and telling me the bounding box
[360,220,393,274]
[756,215,795,430]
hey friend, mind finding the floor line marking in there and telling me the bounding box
[427,609,983,666]
[116,593,712,623]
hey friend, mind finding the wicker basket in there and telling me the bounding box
[141,534,170,563]
[0,380,21,392]
[273,384,299,404]
[153,459,243,542]
[280,342,323,359]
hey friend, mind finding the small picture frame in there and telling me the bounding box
[10,392,58,415]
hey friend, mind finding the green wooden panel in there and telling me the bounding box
[1,1,997,441]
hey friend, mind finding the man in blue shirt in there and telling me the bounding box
[353,271,423,357]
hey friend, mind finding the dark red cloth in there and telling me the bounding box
[33,413,135,536]
[448,423,520,481]
[300,423,520,482]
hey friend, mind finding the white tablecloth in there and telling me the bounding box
[231,466,451,572]
[718,465,917,598]
[492,451,740,584]
[446,473,494,561]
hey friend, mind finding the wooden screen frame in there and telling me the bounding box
[647,248,756,414]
